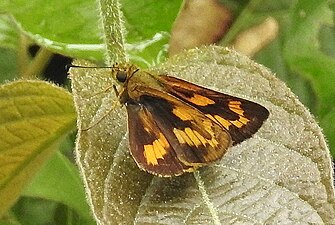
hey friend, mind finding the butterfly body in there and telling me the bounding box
[113,64,269,177]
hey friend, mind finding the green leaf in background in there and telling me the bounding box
[22,151,94,225]
[0,14,19,82]
[123,0,181,42]
[1,0,103,61]
[282,0,335,156]
[71,46,335,224]
[0,48,17,83]
[0,14,20,50]
[0,211,21,225]
[122,0,181,66]
[1,0,181,64]
[230,0,318,112]
[0,80,76,216]
[284,0,335,118]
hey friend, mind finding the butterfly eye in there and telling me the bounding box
[116,70,127,83]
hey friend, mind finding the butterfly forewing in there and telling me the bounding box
[126,86,231,176]
[157,75,269,144]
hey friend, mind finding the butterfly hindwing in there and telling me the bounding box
[127,103,192,176]
[126,87,231,176]
[157,75,269,144]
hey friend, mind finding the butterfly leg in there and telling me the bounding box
[81,97,121,131]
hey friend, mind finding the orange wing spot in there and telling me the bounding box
[172,106,193,121]
[228,101,244,115]
[193,130,208,146]
[231,120,244,128]
[157,133,169,148]
[144,145,158,165]
[173,128,194,146]
[144,133,168,166]
[174,127,219,149]
[188,94,215,106]
[207,138,219,148]
[205,114,216,121]
[230,107,244,115]
[213,115,231,129]
[174,126,219,150]
[201,121,219,148]
[184,127,202,147]
[202,118,216,135]
[174,128,185,144]
[153,140,165,158]
[239,116,250,125]
[229,100,242,106]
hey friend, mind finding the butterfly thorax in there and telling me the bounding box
[114,64,165,105]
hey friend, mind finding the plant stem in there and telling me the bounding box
[17,34,30,77]
[96,0,128,65]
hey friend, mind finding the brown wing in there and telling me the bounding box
[126,87,231,177]
[156,75,269,145]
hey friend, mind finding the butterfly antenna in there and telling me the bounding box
[65,64,116,73]
[129,68,140,79]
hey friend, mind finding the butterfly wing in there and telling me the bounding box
[126,87,231,177]
[157,75,269,144]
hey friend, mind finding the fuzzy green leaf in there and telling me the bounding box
[71,46,335,224]
[0,80,76,216]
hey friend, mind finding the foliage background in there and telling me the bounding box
[0,0,334,224]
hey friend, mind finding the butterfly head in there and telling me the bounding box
[113,63,139,84]
[112,63,140,105]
